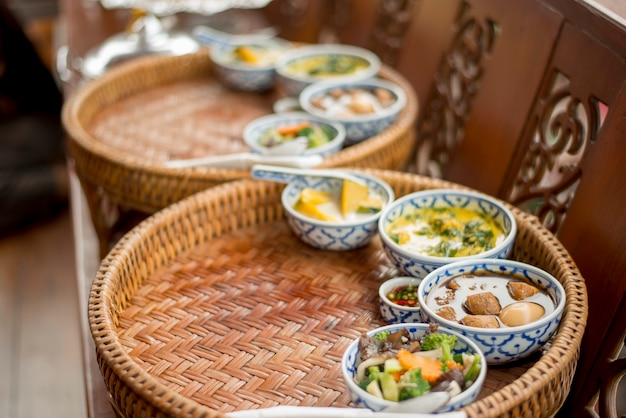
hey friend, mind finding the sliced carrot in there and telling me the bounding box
[446,360,463,371]
[397,348,443,383]
[390,370,404,382]
[277,122,311,136]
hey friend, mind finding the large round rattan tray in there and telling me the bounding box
[89,169,587,418]
[62,50,418,215]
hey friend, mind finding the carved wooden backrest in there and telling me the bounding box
[262,0,418,67]
[261,1,626,415]
[404,1,626,416]
[496,8,626,416]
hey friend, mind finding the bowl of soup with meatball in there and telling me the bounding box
[299,78,407,145]
[418,258,566,365]
[377,189,517,279]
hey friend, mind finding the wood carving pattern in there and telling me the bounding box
[507,71,604,234]
[415,2,497,177]
[277,0,309,27]
[370,0,418,65]
[318,0,351,43]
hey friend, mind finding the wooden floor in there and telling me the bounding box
[0,208,87,418]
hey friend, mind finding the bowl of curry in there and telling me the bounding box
[275,44,381,96]
[377,189,517,279]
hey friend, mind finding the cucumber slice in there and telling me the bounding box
[380,372,399,402]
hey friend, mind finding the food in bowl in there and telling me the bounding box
[257,120,334,150]
[281,172,394,250]
[386,281,419,307]
[342,323,487,413]
[284,53,370,79]
[276,44,381,96]
[418,259,566,365]
[385,206,506,258]
[222,44,283,67]
[378,189,516,278]
[379,276,424,324]
[299,78,406,144]
[293,179,384,222]
[243,112,346,158]
[210,39,288,92]
[307,84,397,116]
[425,269,556,328]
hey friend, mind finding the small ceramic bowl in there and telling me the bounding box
[275,44,381,96]
[243,112,346,158]
[341,323,487,413]
[379,276,424,324]
[299,78,406,145]
[378,188,517,279]
[210,39,288,92]
[281,171,394,251]
[418,258,566,365]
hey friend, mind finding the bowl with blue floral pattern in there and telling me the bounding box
[341,323,487,413]
[418,258,566,365]
[379,276,424,324]
[378,188,517,279]
[280,171,394,251]
[299,77,406,145]
[210,38,290,92]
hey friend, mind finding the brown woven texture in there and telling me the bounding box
[62,50,418,214]
[89,169,588,418]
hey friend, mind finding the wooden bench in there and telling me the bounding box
[262,0,626,416]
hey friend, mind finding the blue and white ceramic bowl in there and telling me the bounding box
[244,112,346,158]
[275,44,381,96]
[341,323,487,413]
[281,172,394,251]
[379,276,424,324]
[210,39,289,92]
[378,189,517,279]
[418,258,566,365]
[299,78,406,145]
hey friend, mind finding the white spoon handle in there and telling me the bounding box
[250,164,366,184]
[164,154,323,170]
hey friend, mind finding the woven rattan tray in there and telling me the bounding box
[89,169,587,418]
[62,50,418,255]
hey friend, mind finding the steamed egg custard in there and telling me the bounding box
[427,272,556,328]
[386,207,505,257]
[294,180,384,222]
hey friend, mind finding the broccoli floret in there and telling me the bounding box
[373,330,391,342]
[398,369,431,400]
[367,366,382,381]
[421,332,458,363]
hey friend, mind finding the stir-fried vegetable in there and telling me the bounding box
[355,326,481,403]
[258,122,334,149]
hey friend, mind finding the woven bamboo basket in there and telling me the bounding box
[89,169,587,418]
[62,50,418,215]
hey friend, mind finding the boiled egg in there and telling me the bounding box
[498,302,545,327]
